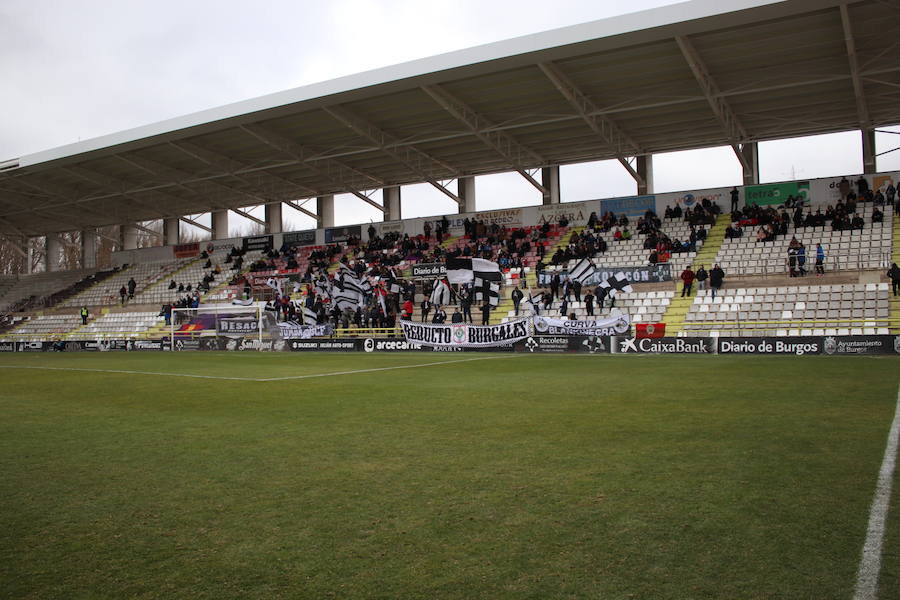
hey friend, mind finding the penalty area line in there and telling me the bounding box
[853,385,900,600]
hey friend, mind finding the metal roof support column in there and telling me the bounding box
[265,203,283,234]
[863,129,877,174]
[120,224,139,251]
[212,211,229,240]
[383,187,401,221]
[542,167,560,204]
[46,233,62,272]
[740,143,759,185]
[458,177,476,213]
[81,229,97,269]
[637,156,654,196]
[317,196,335,229]
[163,218,180,246]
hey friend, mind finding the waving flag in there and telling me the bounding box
[568,258,596,284]
[446,257,501,285]
[600,272,634,297]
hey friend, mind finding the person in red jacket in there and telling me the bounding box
[680,266,696,297]
[402,299,414,320]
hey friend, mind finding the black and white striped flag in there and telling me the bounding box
[569,259,596,284]
[600,272,634,297]
[446,257,501,285]
[301,305,318,325]
[473,276,500,307]
[430,278,451,307]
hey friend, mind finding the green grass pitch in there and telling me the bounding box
[1,352,899,599]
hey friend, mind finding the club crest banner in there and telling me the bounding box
[400,317,531,348]
[533,314,631,336]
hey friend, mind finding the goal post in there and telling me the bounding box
[170,304,264,351]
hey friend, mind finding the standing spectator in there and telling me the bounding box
[451,308,463,323]
[572,279,582,302]
[730,186,740,212]
[680,266,696,297]
[80,306,89,325]
[550,272,561,300]
[797,244,807,276]
[710,264,725,299]
[595,285,607,312]
[402,298,413,321]
[559,297,568,317]
[420,298,431,323]
[511,285,523,316]
[423,221,432,239]
[119,285,127,305]
[460,289,473,324]
[815,243,826,276]
[888,263,900,297]
[584,291,595,317]
[127,277,137,300]
[368,223,376,241]
[432,305,447,324]
[480,302,491,325]
[695,265,708,292]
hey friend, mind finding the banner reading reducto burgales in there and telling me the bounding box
[400,318,531,348]
[533,314,631,336]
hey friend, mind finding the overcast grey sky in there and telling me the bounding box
[2,0,898,236]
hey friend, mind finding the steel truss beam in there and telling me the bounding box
[240,124,386,212]
[675,35,751,175]
[537,62,646,186]
[840,3,874,158]
[321,105,463,205]
[285,200,319,222]
[169,140,319,199]
[420,84,548,195]
[178,217,212,234]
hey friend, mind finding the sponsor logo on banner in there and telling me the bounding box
[0,342,15,352]
[744,181,809,206]
[242,235,273,252]
[217,318,260,334]
[380,221,404,234]
[275,322,332,339]
[363,338,423,352]
[536,202,588,226]
[533,314,630,336]
[600,195,656,217]
[173,242,200,258]
[539,265,671,286]
[411,263,447,278]
[518,335,607,354]
[290,340,358,351]
[324,225,362,244]
[821,336,890,355]
[613,336,714,354]
[718,338,820,355]
[17,342,47,352]
[282,230,316,246]
[895,336,900,354]
[174,339,201,351]
[133,340,164,351]
[400,317,530,348]
[675,190,726,209]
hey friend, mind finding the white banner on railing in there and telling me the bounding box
[399,317,531,348]
[533,314,631,336]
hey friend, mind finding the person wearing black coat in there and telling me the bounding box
[511,286,524,316]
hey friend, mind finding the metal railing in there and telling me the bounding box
[716,251,892,277]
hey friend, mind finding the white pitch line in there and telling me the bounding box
[0,354,523,383]
[255,354,524,381]
[853,386,900,600]
[0,364,258,381]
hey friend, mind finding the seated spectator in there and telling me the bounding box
[850,214,864,230]
[872,207,883,223]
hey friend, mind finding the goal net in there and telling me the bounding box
[170,304,269,351]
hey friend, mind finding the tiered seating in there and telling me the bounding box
[716,205,893,276]
[680,283,891,337]
[58,259,192,307]
[137,247,237,305]
[501,290,674,324]
[442,225,565,269]
[2,314,82,340]
[0,269,95,311]
[72,311,164,340]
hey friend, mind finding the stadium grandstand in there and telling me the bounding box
[4,2,900,599]
[0,0,898,346]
